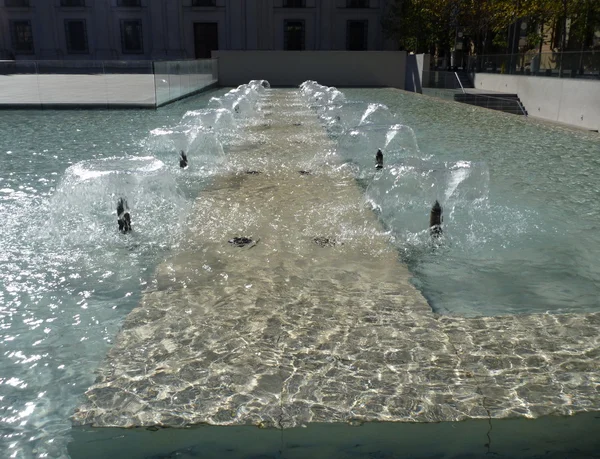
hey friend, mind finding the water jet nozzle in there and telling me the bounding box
[179,150,188,168]
[429,200,443,238]
[376,149,383,170]
[117,198,132,234]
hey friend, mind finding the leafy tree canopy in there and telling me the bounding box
[383,0,600,55]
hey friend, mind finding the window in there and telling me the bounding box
[192,0,216,6]
[65,20,88,53]
[117,0,141,6]
[283,0,305,7]
[284,20,304,50]
[194,22,218,58]
[10,20,33,52]
[5,0,30,6]
[346,0,369,7]
[61,0,85,5]
[347,20,367,50]
[120,20,143,53]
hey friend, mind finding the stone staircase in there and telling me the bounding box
[451,71,528,116]
[454,92,528,116]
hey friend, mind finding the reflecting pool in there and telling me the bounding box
[338,88,600,316]
[1,83,600,458]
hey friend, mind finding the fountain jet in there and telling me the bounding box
[376,149,383,170]
[117,198,132,234]
[429,200,443,238]
[179,151,188,168]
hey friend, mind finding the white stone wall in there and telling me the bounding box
[0,0,395,60]
[213,50,406,88]
[0,73,156,106]
[473,73,600,131]
[0,59,217,108]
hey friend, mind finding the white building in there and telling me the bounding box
[0,0,395,60]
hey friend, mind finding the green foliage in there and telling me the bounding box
[382,0,457,53]
[492,34,508,50]
[527,31,543,48]
[382,0,600,55]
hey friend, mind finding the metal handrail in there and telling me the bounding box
[515,99,528,117]
[0,58,218,76]
[454,71,466,94]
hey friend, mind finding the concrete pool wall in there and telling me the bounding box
[0,59,218,109]
[2,52,598,134]
[0,52,406,109]
[213,51,407,88]
[473,73,600,132]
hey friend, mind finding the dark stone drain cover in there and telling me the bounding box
[228,237,257,248]
[313,237,337,247]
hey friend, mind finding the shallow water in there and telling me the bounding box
[337,89,600,316]
[0,90,232,458]
[1,84,600,458]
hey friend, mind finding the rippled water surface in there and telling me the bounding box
[2,84,600,458]
[0,90,230,458]
[342,89,600,317]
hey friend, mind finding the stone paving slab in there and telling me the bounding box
[72,89,600,429]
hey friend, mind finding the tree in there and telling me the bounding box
[382,0,600,70]
[382,0,458,56]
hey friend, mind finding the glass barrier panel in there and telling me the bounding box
[469,52,599,79]
[35,60,104,75]
[1,59,220,107]
[152,59,218,106]
[182,60,189,95]
[105,62,154,107]
[169,61,182,101]
[0,60,37,75]
[103,60,152,74]
[153,61,170,106]
[0,61,39,105]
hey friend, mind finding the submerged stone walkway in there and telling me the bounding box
[73,90,600,430]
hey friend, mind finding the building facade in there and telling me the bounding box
[0,0,395,60]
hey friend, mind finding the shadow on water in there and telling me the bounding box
[69,412,600,459]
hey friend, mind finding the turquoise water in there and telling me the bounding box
[1,84,600,458]
[0,90,230,458]
[334,88,600,316]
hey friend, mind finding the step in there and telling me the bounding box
[455,93,520,101]
[453,93,527,115]
[458,100,523,107]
